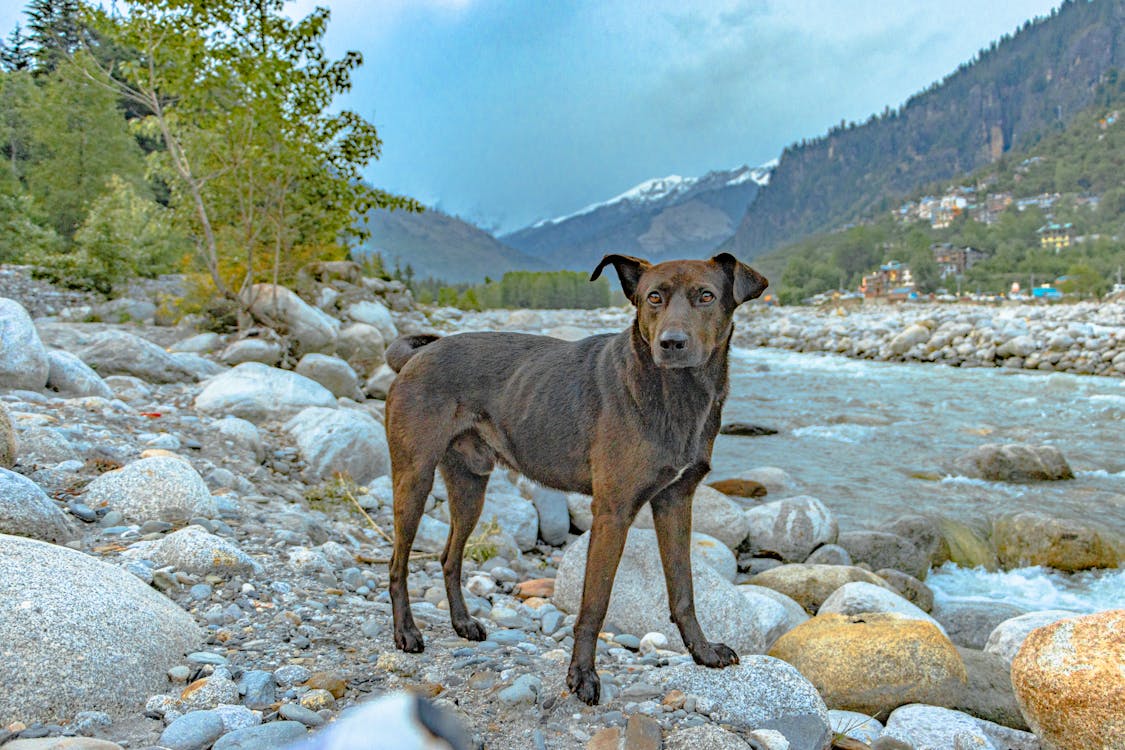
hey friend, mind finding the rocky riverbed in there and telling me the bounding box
[1,265,1123,750]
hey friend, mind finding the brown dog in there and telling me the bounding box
[384,253,767,705]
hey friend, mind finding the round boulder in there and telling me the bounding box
[294,353,361,400]
[0,467,74,542]
[0,534,201,723]
[284,407,390,485]
[882,704,996,750]
[744,495,838,563]
[77,330,196,383]
[45,350,114,399]
[243,283,340,356]
[195,362,337,422]
[1011,610,1125,750]
[836,530,929,579]
[952,443,1073,482]
[0,297,49,390]
[768,613,967,717]
[818,581,944,634]
[749,564,894,613]
[633,485,750,550]
[336,323,386,377]
[83,455,216,523]
[984,610,1079,665]
[992,511,1121,571]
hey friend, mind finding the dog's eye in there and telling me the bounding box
[698,290,715,304]
[646,292,663,305]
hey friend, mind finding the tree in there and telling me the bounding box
[908,244,941,293]
[0,25,33,71]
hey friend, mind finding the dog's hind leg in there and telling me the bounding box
[388,449,442,653]
[438,440,493,642]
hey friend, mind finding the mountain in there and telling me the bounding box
[723,0,1125,259]
[503,163,773,272]
[354,207,547,284]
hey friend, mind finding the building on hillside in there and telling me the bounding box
[1037,221,1075,251]
[861,260,913,299]
[932,243,987,277]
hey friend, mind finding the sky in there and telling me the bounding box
[1,0,1062,233]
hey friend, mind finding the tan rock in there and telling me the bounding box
[993,511,1122,571]
[305,670,347,698]
[1010,609,1125,749]
[749,564,893,613]
[514,578,555,599]
[768,613,967,717]
[0,402,16,469]
[707,478,767,498]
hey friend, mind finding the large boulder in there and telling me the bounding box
[633,485,750,549]
[284,407,390,485]
[294,353,361,400]
[0,468,73,542]
[992,511,1121,571]
[77,331,196,383]
[882,705,997,750]
[435,489,539,552]
[743,495,838,563]
[749,564,893,613]
[656,658,831,749]
[219,338,282,366]
[0,298,49,390]
[885,514,950,568]
[888,323,932,355]
[723,467,795,496]
[554,529,789,654]
[0,402,16,468]
[818,581,945,634]
[836,530,929,579]
[935,517,999,570]
[768,613,967,717]
[952,646,1029,730]
[932,600,1028,650]
[0,534,201,724]
[194,362,337,422]
[952,443,1073,482]
[528,486,570,546]
[985,610,1080,664]
[82,455,217,523]
[1010,610,1125,750]
[45,350,114,399]
[243,283,340,356]
[344,300,398,343]
[336,323,386,377]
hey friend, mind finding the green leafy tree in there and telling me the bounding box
[908,243,941,293]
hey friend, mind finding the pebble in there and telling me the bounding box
[273,665,311,687]
[278,703,325,727]
[498,674,542,706]
[158,710,225,750]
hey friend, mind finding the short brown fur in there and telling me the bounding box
[385,253,767,705]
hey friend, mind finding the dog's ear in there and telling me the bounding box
[590,254,651,303]
[711,252,768,304]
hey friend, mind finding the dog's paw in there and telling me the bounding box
[691,641,739,668]
[566,664,601,706]
[394,625,425,653]
[452,617,487,642]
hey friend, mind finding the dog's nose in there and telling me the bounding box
[659,330,689,350]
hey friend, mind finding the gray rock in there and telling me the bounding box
[744,495,838,563]
[737,584,809,639]
[0,298,49,390]
[984,610,1078,664]
[664,724,754,750]
[195,363,337,422]
[220,338,282,366]
[436,490,538,552]
[692,533,738,581]
[497,674,541,706]
[830,710,884,744]
[344,300,398,343]
[294,354,360,399]
[214,417,265,462]
[77,330,196,383]
[0,534,201,723]
[274,665,312,687]
[951,443,1073,482]
[554,529,789,654]
[413,515,451,554]
[243,284,339,356]
[211,721,307,750]
[15,427,79,464]
[362,363,396,400]
[876,568,934,613]
[213,704,261,732]
[169,333,223,354]
[657,657,830,748]
[284,407,390,485]
[805,544,852,566]
[529,486,570,546]
[159,710,225,750]
[145,525,261,576]
[83,455,216,523]
[565,492,593,532]
[885,514,950,568]
[634,485,750,550]
[973,717,1040,750]
[818,581,946,634]
[240,670,277,709]
[170,352,227,379]
[45,350,113,399]
[837,530,929,579]
[952,647,1028,731]
[0,402,16,468]
[180,669,240,710]
[730,467,795,496]
[888,323,932,355]
[278,703,324,727]
[336,323,385,378]
[882,705,996,750]
[0,467,73,542]
[93,297,156,323]
[932,600,1027,649]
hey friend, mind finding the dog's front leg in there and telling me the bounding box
[650,476,739,669]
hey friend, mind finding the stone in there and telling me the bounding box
[0,467,74,542]
[882,705,996,750]
[436,490,538,552]
[691,532,738,581]
[170,333,222,354]
[529,486,570,546]
[934,518,999,570]
[657,657,830,748]
[220,338,282,366]
[818,581,945,634]
[732,467,795,496]
[0,534,201,723]
[885,514,950,568]
[146,525,262,576]
[875,569,934,612]
[829,710,883,744]
[992,512,1121,571]
[83,455,216,523]
[279,703,324,727]
[737,585,809,639]
[664,724,754,750]
[195,362,337,422]
[3,741,124,750]
[554,529,789,655]
[413,515,451,554]
[336,323,386,377]
[952,443,1073,482]
[285,407,390,485]
[768,613,967,717]
[888,323,932,355]
[497,674,541,706]
[239,670,276,710]
[973,718,1040,750]
[211,721,307,750]
[749,564,893,613]
[45,351,114,399]
[294,353,361,399]
[344,300,398,343]
[214,417,265,462]
[0,298,49,390]
[16,427,78,464]
[362,363,396,400]
[933,600,1028,650]
[985,610,1080,664]
[0,402,16,468]
[743,495,838,563]
[836,530,929,579]
[159,710,225,750]
[706,478,767,498]
[805,544,851,566]
[633,485,750,550]
[77,330,196,383]
[566,492,593,532]
[243,283,339,356]
[171,353,227,380]
[1010,610,1125,750]
[952,647,1028,731]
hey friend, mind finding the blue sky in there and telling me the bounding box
[3,1,1062,232]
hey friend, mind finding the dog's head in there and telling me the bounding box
[591,253,768,368]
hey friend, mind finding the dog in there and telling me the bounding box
[384,252,768,705]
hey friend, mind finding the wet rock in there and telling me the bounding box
[45,351,114,399]
[749,564,893,613]
[768,613,967,716]
[77,330,196,383]
[294,353,361,399]
[0,534,201,723]
[633,485,750,550]
[935,518,998,570]
[0,297,50,390]
[992,511,1121,571]
[1011,610,1125,750]
[882,705,995,750]
[837,530,929,579]
[952,443,1073,482]
[243,283,339,356]
[719,423,779,436]
[0,467,74,542]
[743,495,838,563]
[195,363,337,422]
[83,455,216,523]
[985,610,1080,664]
[932,600,1027,650]
[285,407,390,485]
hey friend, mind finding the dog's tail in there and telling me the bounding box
[386,334,441,373]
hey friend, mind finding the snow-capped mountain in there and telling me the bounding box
[504,161,775,271]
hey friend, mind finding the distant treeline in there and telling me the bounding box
[414,270,613,310]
